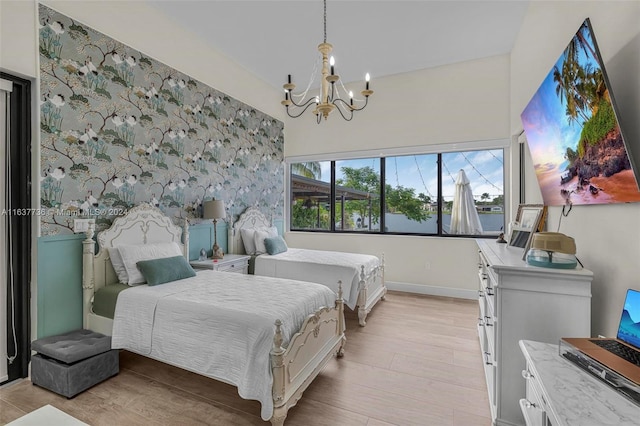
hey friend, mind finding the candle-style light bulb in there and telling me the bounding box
[284,89,289,101]
[365,73,370,90]
[330,56,335,75]
[315,96,320,104]
[349,91,354,106]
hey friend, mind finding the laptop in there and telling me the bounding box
[563,288,640,385]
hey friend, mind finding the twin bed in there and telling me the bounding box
[229,207,387,326]
[81,204,346,425]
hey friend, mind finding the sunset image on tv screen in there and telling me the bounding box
[521,19,640,206]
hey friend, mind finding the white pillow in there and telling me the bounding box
[240,228,258,255]
[116,242,183,285]
[108,247,129,284]
[254,227,278,255]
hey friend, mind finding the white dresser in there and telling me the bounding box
[519,340,639,425]
[189,254,250,274]
[476,239,593,426]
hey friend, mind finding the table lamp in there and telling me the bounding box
[203,199,225,259]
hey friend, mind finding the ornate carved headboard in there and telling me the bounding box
[82,203,188,327]
[228,206,271,254]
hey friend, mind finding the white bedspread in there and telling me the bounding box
[111,270,337,420]
[254,248,380,309]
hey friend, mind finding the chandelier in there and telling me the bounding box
[281,0,373,123]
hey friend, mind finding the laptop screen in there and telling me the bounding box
[617,289,640,349]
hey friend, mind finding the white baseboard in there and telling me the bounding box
[386,281,477,300]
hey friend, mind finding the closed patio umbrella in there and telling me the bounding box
[450,169,483,234]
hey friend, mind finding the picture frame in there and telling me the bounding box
[516,204,547,232]
[508,204,547,259]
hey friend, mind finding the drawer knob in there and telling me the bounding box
[521,369,533,379]
[478,290,485,298]
[524,399,536,409]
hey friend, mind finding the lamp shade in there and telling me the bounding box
[203,200,225,220]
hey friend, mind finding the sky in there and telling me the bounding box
[520,20,596,172]
[313,149,504,203]
[624,289,640,323]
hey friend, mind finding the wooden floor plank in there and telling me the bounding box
[0,291,491,425]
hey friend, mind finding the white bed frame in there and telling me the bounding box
[229,206,387,326]
[81,203,346,425]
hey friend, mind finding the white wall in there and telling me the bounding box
[511,1,640,336]
[284,55,511,295]
[0,0,284,118]
[285,54,511,157]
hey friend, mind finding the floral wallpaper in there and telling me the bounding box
[38,4,284,236]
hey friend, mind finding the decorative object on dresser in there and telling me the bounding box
[526,232,578,269]
[229,206,386,326]
[281,0,373,123]
[81,203,346,425]
[476,239,593,426]
[190,253,251,274]
[509,204,548,260]
[520,340,639,426]
[203,199,226,259]
[31,329,118,398]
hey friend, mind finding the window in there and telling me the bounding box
[384,154,438,233]
[441,150,504,235]
[290,161,331,231]
[335,159,381,232]
[289,147,504,237]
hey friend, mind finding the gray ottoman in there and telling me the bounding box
[31,329,119,398]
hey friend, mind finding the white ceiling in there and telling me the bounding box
[148,1,530,90]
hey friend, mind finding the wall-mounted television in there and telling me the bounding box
[520,18,640,206]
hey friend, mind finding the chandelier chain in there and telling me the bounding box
[291,56,321,101]
[323,0,327,43]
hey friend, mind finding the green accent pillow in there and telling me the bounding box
[264,236,288,255]
[136,255,196,286]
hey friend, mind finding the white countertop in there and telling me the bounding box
[519,340,640,425]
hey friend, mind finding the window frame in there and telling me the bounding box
[286,139,510,238]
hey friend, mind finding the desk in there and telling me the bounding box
[519,340,639,425]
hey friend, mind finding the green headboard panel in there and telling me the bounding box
[37,234,84,338]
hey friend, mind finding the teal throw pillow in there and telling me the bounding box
[264,235,288,255]
[136,255,196,286]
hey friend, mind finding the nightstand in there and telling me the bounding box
[190,254,250,274]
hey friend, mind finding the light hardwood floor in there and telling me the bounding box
[0,292,491,426]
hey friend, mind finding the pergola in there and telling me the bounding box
[291,174,374,230]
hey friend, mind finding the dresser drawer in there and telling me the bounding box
[521,365,549,426]
[478,252,496,317]
[519,398,546,426]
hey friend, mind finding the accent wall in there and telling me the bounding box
[33,3,285,336]
[38,4,284,236]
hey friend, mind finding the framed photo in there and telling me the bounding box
[516,204,547,232]
[509,204,547,259]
